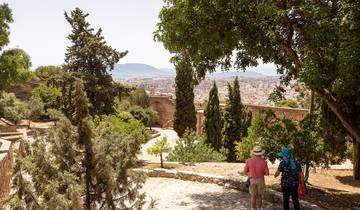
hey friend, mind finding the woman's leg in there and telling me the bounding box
[282,186,291,210]
[291,186,301,210]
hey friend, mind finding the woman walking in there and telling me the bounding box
[274,147,304,210]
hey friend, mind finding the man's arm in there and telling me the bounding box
[243,161,249,176]
[264,163,269,176]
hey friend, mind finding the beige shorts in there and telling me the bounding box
[249,177,266,195]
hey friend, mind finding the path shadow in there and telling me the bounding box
[335,175,360,188]
[188,191,281,210]
[303,184,360,210]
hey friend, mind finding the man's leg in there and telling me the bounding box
[257,177,265,210]
[249,181,258,209]
[251,194,257,209]
[256,195,262,209]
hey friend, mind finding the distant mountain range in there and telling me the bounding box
[111,63,174,79]
[111,63,268,79]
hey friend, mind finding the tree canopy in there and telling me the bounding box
[0,4,31,91]
[155,0,360,142]
[155,0,360,178]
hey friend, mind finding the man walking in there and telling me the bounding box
[244,145,269,210]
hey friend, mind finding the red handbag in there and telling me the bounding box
[297,171,305,197]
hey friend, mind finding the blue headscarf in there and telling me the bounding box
[277,147,297,172]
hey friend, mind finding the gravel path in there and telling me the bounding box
[142,177,282,210]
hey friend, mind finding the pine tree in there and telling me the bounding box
[64,8,127,116]
[1,80,146,210]
[203,81,222,150]
[223,77,243,162]
[173,58,196,137]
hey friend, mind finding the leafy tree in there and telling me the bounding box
[167,130,226,163]
[155,0,360,179]
[147,137,172,168]
[222,77,243,162]
[34,65,63,81]
[0,4,31,91]
[0,49,32,91]
[64,8,127,116]
[203,81,222,151]
[129,88,150,108]
[30,84,62,110]
[114,99,132,113]
[173,57,196,137]
[291,82,312,109]
[114,83,136,101]
[129,106,159,130]
[276,99,299,108]
[236,110,350,183]
[146,108,160,130]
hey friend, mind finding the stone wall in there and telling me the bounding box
[149,96,309,134]
[149,96,175,128]
[0,139,13,198]
[0,118,17,133]
[246,104,309,121]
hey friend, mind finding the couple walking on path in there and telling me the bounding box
[244,146,305,210]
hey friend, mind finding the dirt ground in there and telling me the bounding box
[143,162,360,210]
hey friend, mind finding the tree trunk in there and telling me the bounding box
[85,164,91,210]
[316,90,360,180]
[303,163,310,183]
[160,153,164,168]
[354,139,360,180]
[303,163,310,193]
[316,90,360,144]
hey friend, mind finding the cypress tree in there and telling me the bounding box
[73,79,93,209]
[241,107,252,138]
[173,58,196,137]
[223,77,243,162]
[64,8,127,116]
[203,81,222,150]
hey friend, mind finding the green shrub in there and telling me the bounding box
[0,92,29,122]
[28,95,46,120]
[167,130,226,163]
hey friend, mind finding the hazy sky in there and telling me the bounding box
[2,0,277,75]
